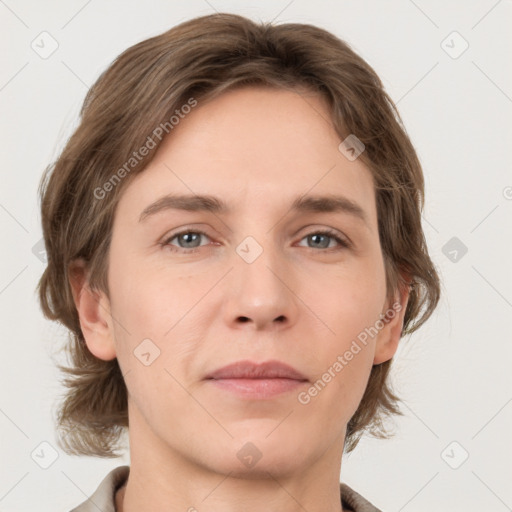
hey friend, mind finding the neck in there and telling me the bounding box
[116,469,347,512]
[116,400,348,512]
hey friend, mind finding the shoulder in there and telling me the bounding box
[69,465,130,512]
[340,482,383,512]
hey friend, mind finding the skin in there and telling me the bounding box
[70,86,409,512]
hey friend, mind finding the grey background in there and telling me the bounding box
[1,1,511,510]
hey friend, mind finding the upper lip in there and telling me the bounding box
[206,360,308,381]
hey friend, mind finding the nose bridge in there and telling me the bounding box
[223,229,297,328]
[236,233,284,290]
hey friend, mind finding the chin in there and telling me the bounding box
[236,437,310,477]
[215,453,304,480]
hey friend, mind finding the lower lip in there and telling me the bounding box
[207,378,307,399]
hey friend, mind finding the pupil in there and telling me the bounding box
[182,233,199,247]
[311,234,328,248]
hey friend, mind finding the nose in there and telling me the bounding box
[222,238,299,331]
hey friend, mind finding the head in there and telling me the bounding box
[37,13,440,464]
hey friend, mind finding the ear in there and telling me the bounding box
[68,258,117,361]
[373,278,411,365]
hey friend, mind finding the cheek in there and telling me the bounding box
[301,257,385,394]
[108,254,195,336]
[108,257,210,384]
[309,261,386,337]
[302,286,378,424]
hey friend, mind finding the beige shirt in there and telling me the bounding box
[70,465,382,512]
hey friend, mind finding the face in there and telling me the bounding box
[78,86,407,478]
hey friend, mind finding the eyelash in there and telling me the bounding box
[161,228,351,254]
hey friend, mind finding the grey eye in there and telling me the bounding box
[166,231,208,249]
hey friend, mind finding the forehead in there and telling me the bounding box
[115,86,377,226]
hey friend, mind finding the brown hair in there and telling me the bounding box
[37,12,440,457]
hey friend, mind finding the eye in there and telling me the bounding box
[297,229,351,251]
[162,230,211,253]
[161,228,351,254]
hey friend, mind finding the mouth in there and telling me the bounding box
[205,359,308,399]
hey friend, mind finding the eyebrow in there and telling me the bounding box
[138,193,369,227]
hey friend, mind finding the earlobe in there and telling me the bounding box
[373,281,411,365]
[68,259,117,361]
